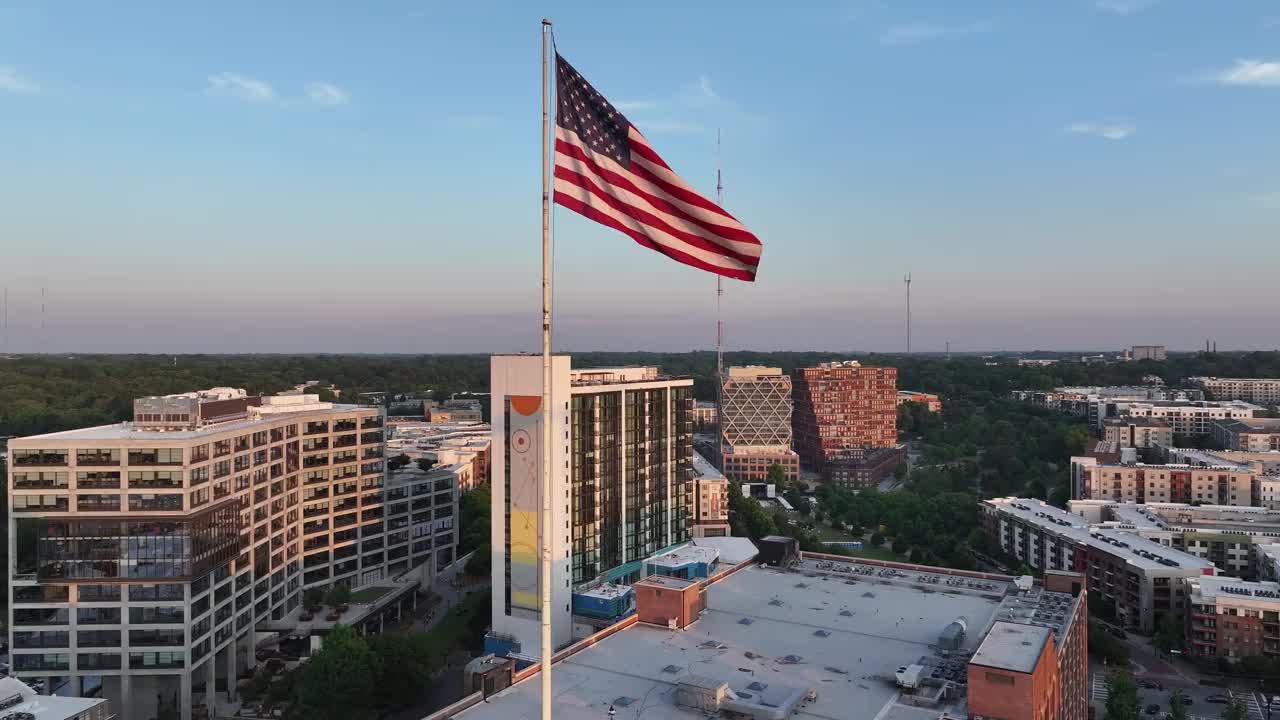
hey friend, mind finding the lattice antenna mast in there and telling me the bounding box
[904,273,912,354]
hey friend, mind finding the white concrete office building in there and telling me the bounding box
[487,356,694,661]
[6,389,389,720]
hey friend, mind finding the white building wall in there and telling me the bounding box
[489,355,574,659]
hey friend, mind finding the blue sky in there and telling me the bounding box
[2,0,1278,353]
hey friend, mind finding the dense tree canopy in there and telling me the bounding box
[3,350,1272,438]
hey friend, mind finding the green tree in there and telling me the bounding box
[465,543,492,576]
[1088,621,1129,665]
[458,485,492,556]
[415,457,435,472]
[290,624,381,720]
[324,583,351,607]
[728,482,777,539]
[387,453,411,472]
[1223,697,1248,720]
[870,532,884,547]
[1153,613,1183,655]
[766,463,787,488]
[303,588,324,609]
[1168,690,1187,720]
[783,487,808,515]
[1104,669,1140,720]
[366,634,429,710]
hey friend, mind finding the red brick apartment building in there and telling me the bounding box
[968,571,1089,720]
[791,361,897,473]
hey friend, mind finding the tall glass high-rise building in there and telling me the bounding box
[488,355,693,660]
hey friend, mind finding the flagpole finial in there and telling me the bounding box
[542,18,552,27]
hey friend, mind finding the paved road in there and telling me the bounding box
[1092,673,1267,719]
[412,551,487,634]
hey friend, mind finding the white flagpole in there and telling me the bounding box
[539,17,554,720]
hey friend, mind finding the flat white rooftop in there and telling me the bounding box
[16,404,369,442]
[991,498,1215,573]
[460,561,1008,720]
[0,677,106,719]
[970,621,1050,674]
[1189,576,1280,604]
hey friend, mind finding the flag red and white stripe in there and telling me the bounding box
[553,54,762,281]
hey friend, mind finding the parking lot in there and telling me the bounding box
[1092,674,1277,720]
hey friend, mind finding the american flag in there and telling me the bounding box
[553,54,762,281]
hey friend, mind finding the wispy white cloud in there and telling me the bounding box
[1066,121,1136,140]
[206,72,274,102]
[680,75,722,106]
[305,81,349,106]
[880,20,994,46]
[613,74,762,136]
[614,100,657,112]
[1212,59,1280,87]
[0,65,36,94]
[1095,0,1159,15]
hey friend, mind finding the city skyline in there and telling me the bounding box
[3,1,1279,352]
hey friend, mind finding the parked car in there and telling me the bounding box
[1109,627,1127,639]
[1179,696,1193,706]
[1144,704,1161,715]
[1205,694,1229,704]
[1270,697,1280,711]
[1138,679,1164,690]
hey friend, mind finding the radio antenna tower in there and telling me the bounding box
[715,130,725,450]
[904,273,912,354]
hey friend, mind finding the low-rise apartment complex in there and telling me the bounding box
[1067,500,1280,578]
[828,446,906,491]
[1214,418,1280,452]
[1102,417,1173,449]
[1073,462,1257,506]
[982,498,1215,633]
[1115,400,1260,436]
[1191,377,1280,406]
[1187,577,1280,659]
[897,390,942,413]
[689,451,729,538]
